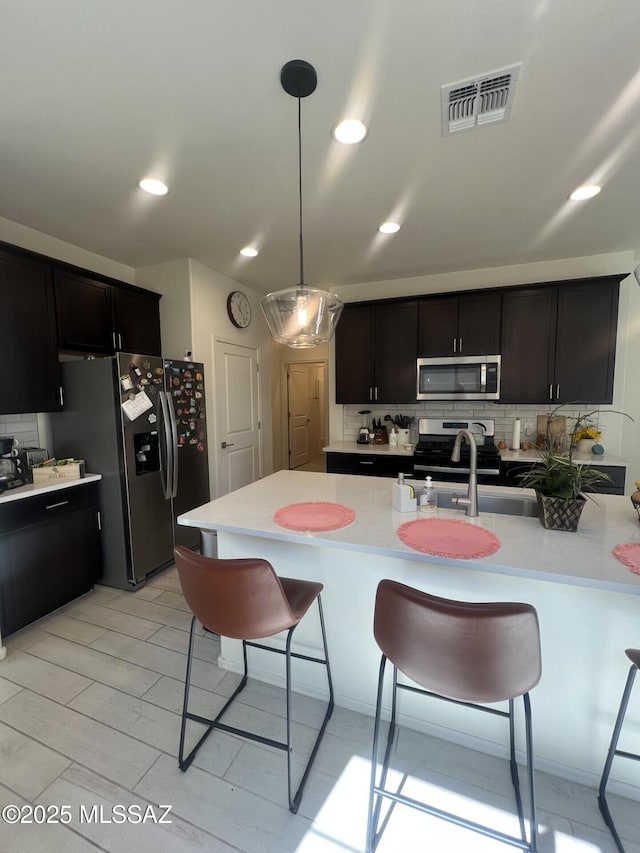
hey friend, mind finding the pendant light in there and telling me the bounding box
[261,60,343,349]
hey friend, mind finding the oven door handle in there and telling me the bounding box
[414,463,500,476]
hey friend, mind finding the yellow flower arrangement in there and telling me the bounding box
[573,425,601,442]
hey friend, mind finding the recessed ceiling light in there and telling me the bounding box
[240,246,259,258]
[379,222,401,234]
[333,119,368,144]
[569,184,601,201]
[138,177,169,196]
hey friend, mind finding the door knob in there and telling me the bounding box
[221,441,235,448]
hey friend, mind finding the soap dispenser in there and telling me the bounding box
[392,472,417,512]
[419,476,437,513]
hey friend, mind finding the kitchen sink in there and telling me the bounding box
[409,484,539,517]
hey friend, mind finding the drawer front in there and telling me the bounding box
[326,452,413,478]
[0,481,99,534]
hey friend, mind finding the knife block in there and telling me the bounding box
[373,426,388,444]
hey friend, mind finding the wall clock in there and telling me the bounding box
[226,290,251,328]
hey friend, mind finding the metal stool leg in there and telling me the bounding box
[598,663,638,853]
[366,674,537,852]
[180,597,333,815]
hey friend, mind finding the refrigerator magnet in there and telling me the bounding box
[120,375,134,391]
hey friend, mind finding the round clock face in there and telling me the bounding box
[227,290,251,328]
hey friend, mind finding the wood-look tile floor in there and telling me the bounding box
[0,566,638,852]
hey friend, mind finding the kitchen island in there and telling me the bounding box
[178,470,640,796]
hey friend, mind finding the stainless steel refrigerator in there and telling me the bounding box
[51,352,210,590]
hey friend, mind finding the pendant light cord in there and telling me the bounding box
[297,94,305,287]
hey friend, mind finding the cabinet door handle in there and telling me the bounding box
[374,386,378,400]
[556,384,560,400]
[459,337,463,353]
[97,511,102,531]
[45,500,69,510]
[112,330,118,349]
[453,337,457,353]
[369,387,373,401]
[58,386,64,406]
[359,460,374,466]
[549,384,553,400]
[118,332,123,350]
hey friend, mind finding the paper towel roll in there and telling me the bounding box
[511,418,521,450]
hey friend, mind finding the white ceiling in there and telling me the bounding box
[2,1,640,295]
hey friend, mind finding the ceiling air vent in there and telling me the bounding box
[441,64,521,135]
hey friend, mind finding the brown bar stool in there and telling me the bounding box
[598,648,640,853]
[173,545,334,814]
[366,579,542,852]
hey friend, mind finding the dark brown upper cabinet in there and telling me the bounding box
[55,269,162,356]
[112,286,162,356]
[500,276,622,404]
[0,246,62,414]
[55,270,114,353]
[335,299,417,404]
[417,291,502,357]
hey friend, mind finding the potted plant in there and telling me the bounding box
[518,405,631,531]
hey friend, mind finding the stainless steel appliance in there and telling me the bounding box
[413,418,501,484]
[51,353,210,589]
[417,355,501,401]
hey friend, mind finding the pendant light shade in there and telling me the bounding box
[261,286,343,349]
[261,60,343,348]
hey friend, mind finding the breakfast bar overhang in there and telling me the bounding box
[178,470,640,798]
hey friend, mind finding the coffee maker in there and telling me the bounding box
[0,438,46,492]
[0,437,26,492]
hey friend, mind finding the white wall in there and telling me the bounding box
[135,259,274,499]
[0,215,135,283]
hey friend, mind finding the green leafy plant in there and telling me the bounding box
[518,404,632,500]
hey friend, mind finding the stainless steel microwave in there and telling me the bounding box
[416,355,501,401]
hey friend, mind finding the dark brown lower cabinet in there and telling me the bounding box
[500,461,625,495]
[326,452,414,478]
[0,482,102,637]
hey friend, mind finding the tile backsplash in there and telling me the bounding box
[343,403,601,445]
[0,413,40,449]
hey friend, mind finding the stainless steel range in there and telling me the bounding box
[413,418,501,483]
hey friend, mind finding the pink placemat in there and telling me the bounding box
[274,501,355,532]
[398,517,501,559]
[612,543,640,575]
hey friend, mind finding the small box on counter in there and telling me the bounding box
[31,459,86,485]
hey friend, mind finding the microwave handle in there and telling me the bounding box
[480,363,487,391]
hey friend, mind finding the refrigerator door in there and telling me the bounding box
[116,352,174,583]
[164,359,210,548]
[51,355,175,589]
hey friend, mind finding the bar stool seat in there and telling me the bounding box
[366,579,542,853]
[598,648,640,852]
[173,545,334,814]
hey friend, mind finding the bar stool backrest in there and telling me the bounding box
[374,579,542,704]
[174,545,300,640]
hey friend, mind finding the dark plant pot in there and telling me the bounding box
[535,492,586,532]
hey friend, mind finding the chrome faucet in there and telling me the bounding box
[451,429,479,517]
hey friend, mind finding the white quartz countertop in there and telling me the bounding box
[324,442,628,467]
[497,447,628,466]
[0,474,102,504]
[179,470,640,595]
[323,441,414,456]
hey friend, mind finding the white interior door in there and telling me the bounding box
[215,340,260,495]
[288,363,312,469]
